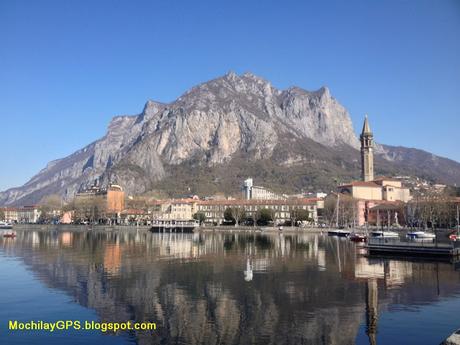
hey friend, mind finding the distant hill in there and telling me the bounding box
[1,72,459,205]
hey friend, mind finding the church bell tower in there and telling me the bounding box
[361,115,374,182]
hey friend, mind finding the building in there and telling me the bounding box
[197,198,320,225]
[242,178,284,200]
[106,185,125,213]
[60,211,73,224]
[74,183,125,218]
[120,209,149,225]
[360,115,374,182]
[374,177,411,202]
[1,207,18,223]
[0,206,42,223]
[335,116,412,226]
[342,116,412,204]
[338,181,383,201]
[149,199,198,221]
[17,206,41,223]
[337,178,411,203]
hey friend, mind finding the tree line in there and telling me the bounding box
[193,206,312,227]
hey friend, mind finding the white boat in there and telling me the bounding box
[0,221,13,229]
[327,195,351,238]
[370,230,399,238]
[406,231,436,239]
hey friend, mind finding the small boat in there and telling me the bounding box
[349,233,367,242]
[3,233,16,238]
[406,231,436,239]
[448,229,459,241]
[0,221,13,229]
[370,230,399,239]
[328,229,351,237]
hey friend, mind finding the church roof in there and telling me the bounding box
[361,115,372,135]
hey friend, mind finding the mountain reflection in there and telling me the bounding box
[1,229,460,345]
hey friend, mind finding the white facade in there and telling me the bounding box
[17,207,41,223]
[242,178,283,200]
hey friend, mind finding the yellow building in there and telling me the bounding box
[338,117,411,203]
[149,199,198,220]
[338,181,382,201]
[338,178,411,203]
[374,178,411,202]
[1,207,18,223]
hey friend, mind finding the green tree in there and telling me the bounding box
[0,208,5,221]
[257,208,274,226]
[193,212,206,225]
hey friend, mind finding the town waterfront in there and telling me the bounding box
[1,228,460,345]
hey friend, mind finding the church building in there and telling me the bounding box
[337,116,411,225]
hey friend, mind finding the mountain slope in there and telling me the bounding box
[1,72,459,205]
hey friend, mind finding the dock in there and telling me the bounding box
[367,238,460,258]
[150,219,199,233]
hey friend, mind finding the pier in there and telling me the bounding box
[150,219,199,233]
[367,238,460,258]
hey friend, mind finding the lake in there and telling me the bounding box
[1,228,459,345]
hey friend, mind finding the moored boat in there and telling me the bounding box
[406,231,436,240]
[3,232,16,238]
[370,230,399,239]
[150,219,199,233]
[327,229,351,237]
[349,232,367,242]
[0,221,13,229]
[448,229,460,241]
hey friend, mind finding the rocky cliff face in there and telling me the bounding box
[1,72,459,205]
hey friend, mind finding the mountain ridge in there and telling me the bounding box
[1,72,459,205]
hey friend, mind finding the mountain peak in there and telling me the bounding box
[224,70,238,81]
[219,71,270,86]
[1,73,459,206]
[317,86,330,97]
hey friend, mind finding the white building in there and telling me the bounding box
[17,206,41,223]
[242,178,284,200]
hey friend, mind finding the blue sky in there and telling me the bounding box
[1,0,459,191]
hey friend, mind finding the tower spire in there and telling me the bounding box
[362,114,372,135]
[360,115,374,182]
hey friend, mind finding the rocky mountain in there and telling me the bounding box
[1,72,459,205]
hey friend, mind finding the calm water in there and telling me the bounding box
[1,229,460,345]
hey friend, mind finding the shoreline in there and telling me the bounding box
[9,224,328,233]
[7,224,455,235]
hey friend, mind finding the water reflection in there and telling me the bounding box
[1,229,460,345]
